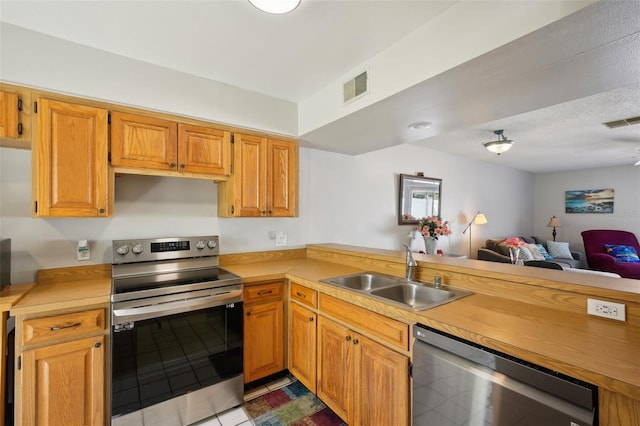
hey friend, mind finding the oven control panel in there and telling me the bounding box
[112,236,219,264]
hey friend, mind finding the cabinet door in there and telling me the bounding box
[110,111,177,170]
[20,335,104,426]
[354,335,409,426]
[267,138,297,217]
[244,300,284,383]
[232,133,267,216]
[289,303,316,392]
[0,91,19,139]
[34,99,110,217]
[317,316,353,424]
[177,124,231,175]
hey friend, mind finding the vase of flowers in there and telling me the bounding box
[504,237,527,264]
[418,216,452,255]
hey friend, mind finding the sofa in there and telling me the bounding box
[478,236,583,269]
[581,229,640,279]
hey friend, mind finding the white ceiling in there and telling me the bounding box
[1,0,639,173]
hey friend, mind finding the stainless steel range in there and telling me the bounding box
[110,236,243,426]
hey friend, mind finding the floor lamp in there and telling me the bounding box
[462,212,488,258]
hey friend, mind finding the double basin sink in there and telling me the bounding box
[320,272,472,311]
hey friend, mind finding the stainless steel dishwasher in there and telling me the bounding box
[413,324,597,426]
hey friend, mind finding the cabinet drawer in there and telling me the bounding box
[319,294,409,351]
[244,282,283,304]
[22,309,106,346]
[290,283,317,308]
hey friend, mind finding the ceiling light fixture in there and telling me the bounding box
[248,0,301,14]
[408,121,432,130]
[634,160,640,166]
[482,129,514,155]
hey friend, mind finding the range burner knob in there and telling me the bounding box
[116,245,129,255]
[207,240,217,249]
[195,240,206,250]
[132,244,144,255]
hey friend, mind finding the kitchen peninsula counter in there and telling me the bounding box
[222,244,640,407]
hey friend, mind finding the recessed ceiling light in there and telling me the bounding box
[408,121,432,130]
[248,0,301,14]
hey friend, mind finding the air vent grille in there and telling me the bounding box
[343,71,368,104]
[603,115,640,129]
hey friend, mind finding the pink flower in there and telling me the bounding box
[418,216,453,240]
[504,237,526,249]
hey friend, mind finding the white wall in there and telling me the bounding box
[534,166,640,253]
[0,23,298,136]
[0,143,534,284]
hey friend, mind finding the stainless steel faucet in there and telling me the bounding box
[402,244,417,281]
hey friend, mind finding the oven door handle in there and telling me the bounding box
[112,288,243,324]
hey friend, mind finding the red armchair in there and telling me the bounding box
[581,229,640,279]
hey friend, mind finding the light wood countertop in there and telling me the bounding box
[0,284,36,312]
[11,264,111,316]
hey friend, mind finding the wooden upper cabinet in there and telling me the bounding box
[0,91,19,139]
[231,133,268,217]
[178,123,231,175]
[110,111,231,177]
[218,133,298,217]
[33,99,111,217]
[110,111,178,170]
[268,138,297,217]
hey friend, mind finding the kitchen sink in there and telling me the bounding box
[370,284,465,310]
[320,272,472,311]
[321,272,401,291]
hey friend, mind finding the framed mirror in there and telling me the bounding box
[398,173,442,225]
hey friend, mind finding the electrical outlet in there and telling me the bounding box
[587,298,626,321]
[275,232,287,247]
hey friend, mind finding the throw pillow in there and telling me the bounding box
[536,244,553,260]
[526,243,546,260]
[519,246,534,261]
[496,242,511,257]
[546,241,573,259]
[604,244,640,263]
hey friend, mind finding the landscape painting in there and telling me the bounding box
[565,189,614,213]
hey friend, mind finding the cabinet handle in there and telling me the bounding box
[98,208,105,214]
[180,164,186,169]
[169,162,176,168]
[353,339,359,345]
[94,342,101,348]
[295,292,306,299]
[345,336,351,342]
[246,312,251,316]
[50,322,81,331]
[257,290,273,296]
[309,317,314,322]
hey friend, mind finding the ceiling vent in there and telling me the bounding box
[603,115,640,129]
[343,71,368,104]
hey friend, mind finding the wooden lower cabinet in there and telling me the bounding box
[21,335,104,426]
[243,282,284,383]
[317,315,409,426]
[289,302,317,393]
[599,388,640,426]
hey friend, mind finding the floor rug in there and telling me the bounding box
[243,380,347,426]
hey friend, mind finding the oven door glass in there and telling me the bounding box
[111,302,243,418]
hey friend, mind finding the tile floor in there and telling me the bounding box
[190,375,295,426]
